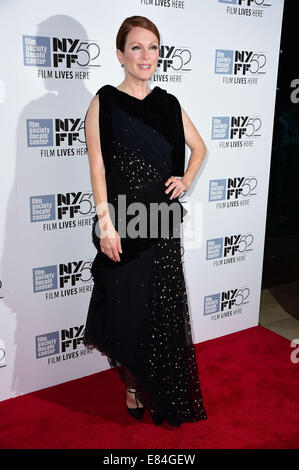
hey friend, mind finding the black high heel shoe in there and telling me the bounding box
[149,409,165,426]
[126,387,145,421]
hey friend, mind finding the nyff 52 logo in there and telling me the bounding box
[23,35,100,68]
[206,233,254,260]
[215,49,267,75]
[209,177,258,202]
[212,116,262,140]
[35,324,86,359]
[33,259,93,293]
[52,37,100,68]
[157,45,191,73]
[27,118,85,147]
[204,287,250,316]
[30,192,94,222]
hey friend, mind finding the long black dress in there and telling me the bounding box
[83,84,208,426]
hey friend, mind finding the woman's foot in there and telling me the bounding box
[126,387,145,421]
[126,387,144,409]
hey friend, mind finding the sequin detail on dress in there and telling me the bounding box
[111,139,164,197]
[148,238,208,424]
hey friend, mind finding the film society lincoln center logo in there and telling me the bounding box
[22,35,101,79]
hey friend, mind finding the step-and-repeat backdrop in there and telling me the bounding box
[0,0,284,401]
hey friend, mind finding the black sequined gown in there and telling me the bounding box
[83,84,208,426]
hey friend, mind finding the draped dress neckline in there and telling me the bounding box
[108,84,158,103]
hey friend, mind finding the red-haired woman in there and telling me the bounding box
[83,15,207,427]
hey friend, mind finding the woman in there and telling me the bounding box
[83,15,208,427]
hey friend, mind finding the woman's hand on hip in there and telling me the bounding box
[164,176,190,200]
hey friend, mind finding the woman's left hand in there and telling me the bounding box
[164,176,191,200]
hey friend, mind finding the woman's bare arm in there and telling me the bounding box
[85,95,122,261]
[181,106,206,189]
[165,105,207,199]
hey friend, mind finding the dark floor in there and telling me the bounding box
[259,250,299,341]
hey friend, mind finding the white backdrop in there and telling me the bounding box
[0,0,284,402]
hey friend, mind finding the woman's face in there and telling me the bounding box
[117,26,159,81]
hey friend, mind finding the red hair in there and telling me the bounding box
[116,15,160,52]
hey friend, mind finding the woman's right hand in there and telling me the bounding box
[100,220,123,262]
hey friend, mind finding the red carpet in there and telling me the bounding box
[0,325,298,449]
